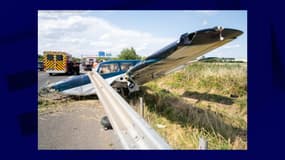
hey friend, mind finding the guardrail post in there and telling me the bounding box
[198,137,208,149]
[139,97,144,118]
[87,72,171,149]
[129,99,134,106]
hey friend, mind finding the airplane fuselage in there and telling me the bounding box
[48,60,141,96]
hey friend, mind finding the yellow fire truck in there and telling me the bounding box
[43,51,80,76]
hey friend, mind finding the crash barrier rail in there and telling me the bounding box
[88,72,172,149]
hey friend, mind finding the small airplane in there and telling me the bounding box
[45,26,243,96]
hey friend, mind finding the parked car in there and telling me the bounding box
[38,61,44,71]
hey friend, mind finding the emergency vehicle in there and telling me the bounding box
[43,51,80,76]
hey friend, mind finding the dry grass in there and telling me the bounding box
[132,62,247,149]
[38,91,98,114]
[38,62,247,149]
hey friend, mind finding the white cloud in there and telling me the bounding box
[202,19,208,26]
[38,11,175,57]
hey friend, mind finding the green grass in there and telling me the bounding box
[166,62,247,96]
[133,62,247,149]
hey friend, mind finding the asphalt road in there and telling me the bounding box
[38,71,76,91]
[38,71,122,149]
[38,101,122,149]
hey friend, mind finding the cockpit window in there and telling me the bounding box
[120,63,133,71]
[98,63,119,74]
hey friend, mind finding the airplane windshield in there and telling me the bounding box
[120,63,133,71]
[98,63,119,74]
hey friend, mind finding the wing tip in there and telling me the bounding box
[222,27,243,39]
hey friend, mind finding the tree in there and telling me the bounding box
[117,47,141,60]
[38,54,43,62]
[72,57,81,63]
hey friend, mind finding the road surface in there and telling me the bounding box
[38,71,122,149]
[38,71,80,91]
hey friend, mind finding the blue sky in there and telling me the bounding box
[38,10,247,59]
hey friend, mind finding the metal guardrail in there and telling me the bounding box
[88,72,171,149]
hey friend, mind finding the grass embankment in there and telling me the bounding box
[133,62,247,149]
